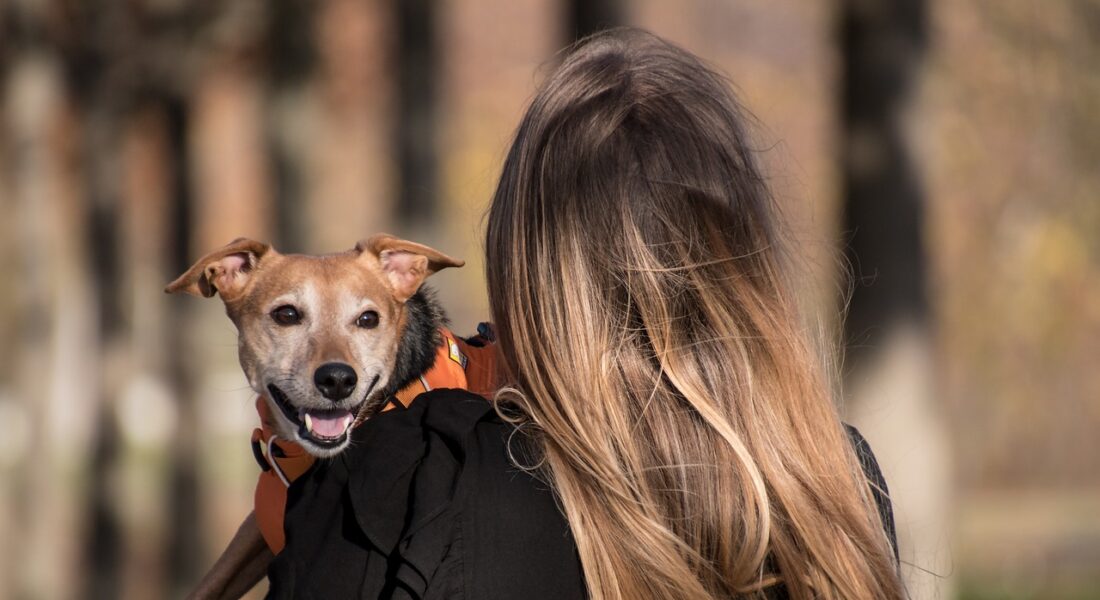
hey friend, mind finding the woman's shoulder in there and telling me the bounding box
[411,389,587,599]
[271,389,584,599]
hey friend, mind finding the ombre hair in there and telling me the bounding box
[485,29,903,599]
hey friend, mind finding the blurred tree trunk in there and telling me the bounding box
[82,99,126,600]
[395,0,439,228]
[837,0,951,597]
[2,43,99,600]
[568,0,623,40]
[267,0,315,252]
[166,95,204,597]
[114,104,177,599]
[302,0,394,248]
[840,0,929,350]
[435,0,561,329]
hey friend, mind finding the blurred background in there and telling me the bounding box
[1,0,1098,598]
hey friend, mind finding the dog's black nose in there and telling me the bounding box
[314,362,358,400]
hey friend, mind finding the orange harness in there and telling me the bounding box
[251,326,500,553]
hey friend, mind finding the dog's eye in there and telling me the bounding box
[357,310,380,329]
[271,305,302,326]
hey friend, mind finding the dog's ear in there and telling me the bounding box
[356,234,464,302]
[165,238,272,299]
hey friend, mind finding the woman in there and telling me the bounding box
[268,29,903,599]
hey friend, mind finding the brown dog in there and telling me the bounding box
[166,234,463,598]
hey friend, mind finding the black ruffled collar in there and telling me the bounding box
[340,391,494,553]
[269,391,497,599]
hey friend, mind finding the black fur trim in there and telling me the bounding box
[385,286,448,396]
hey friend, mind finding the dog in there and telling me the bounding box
[166,233,468,598]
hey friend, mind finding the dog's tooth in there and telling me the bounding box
[304,412,314,433]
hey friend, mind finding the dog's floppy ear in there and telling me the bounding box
[165,237,272,299]
[356,234,464,302]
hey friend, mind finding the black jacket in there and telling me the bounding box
[266,389,896,599]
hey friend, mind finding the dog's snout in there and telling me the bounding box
[314,362,358,400]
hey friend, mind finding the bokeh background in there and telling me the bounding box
[1,0,1098,598]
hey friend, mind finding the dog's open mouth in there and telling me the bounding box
[266,376,379,448]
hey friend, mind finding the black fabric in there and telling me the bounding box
[267,389,897,599]
[846,424,899,563]
[266,389,585,600]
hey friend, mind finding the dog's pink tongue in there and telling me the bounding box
[307,409,352,438]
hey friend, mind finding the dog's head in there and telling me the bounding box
[166,234,463,457]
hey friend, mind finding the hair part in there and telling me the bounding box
[486,28,903,599]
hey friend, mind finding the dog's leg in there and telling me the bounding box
[188,511,272,600]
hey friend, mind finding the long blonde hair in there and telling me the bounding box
[485,29,903,599]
